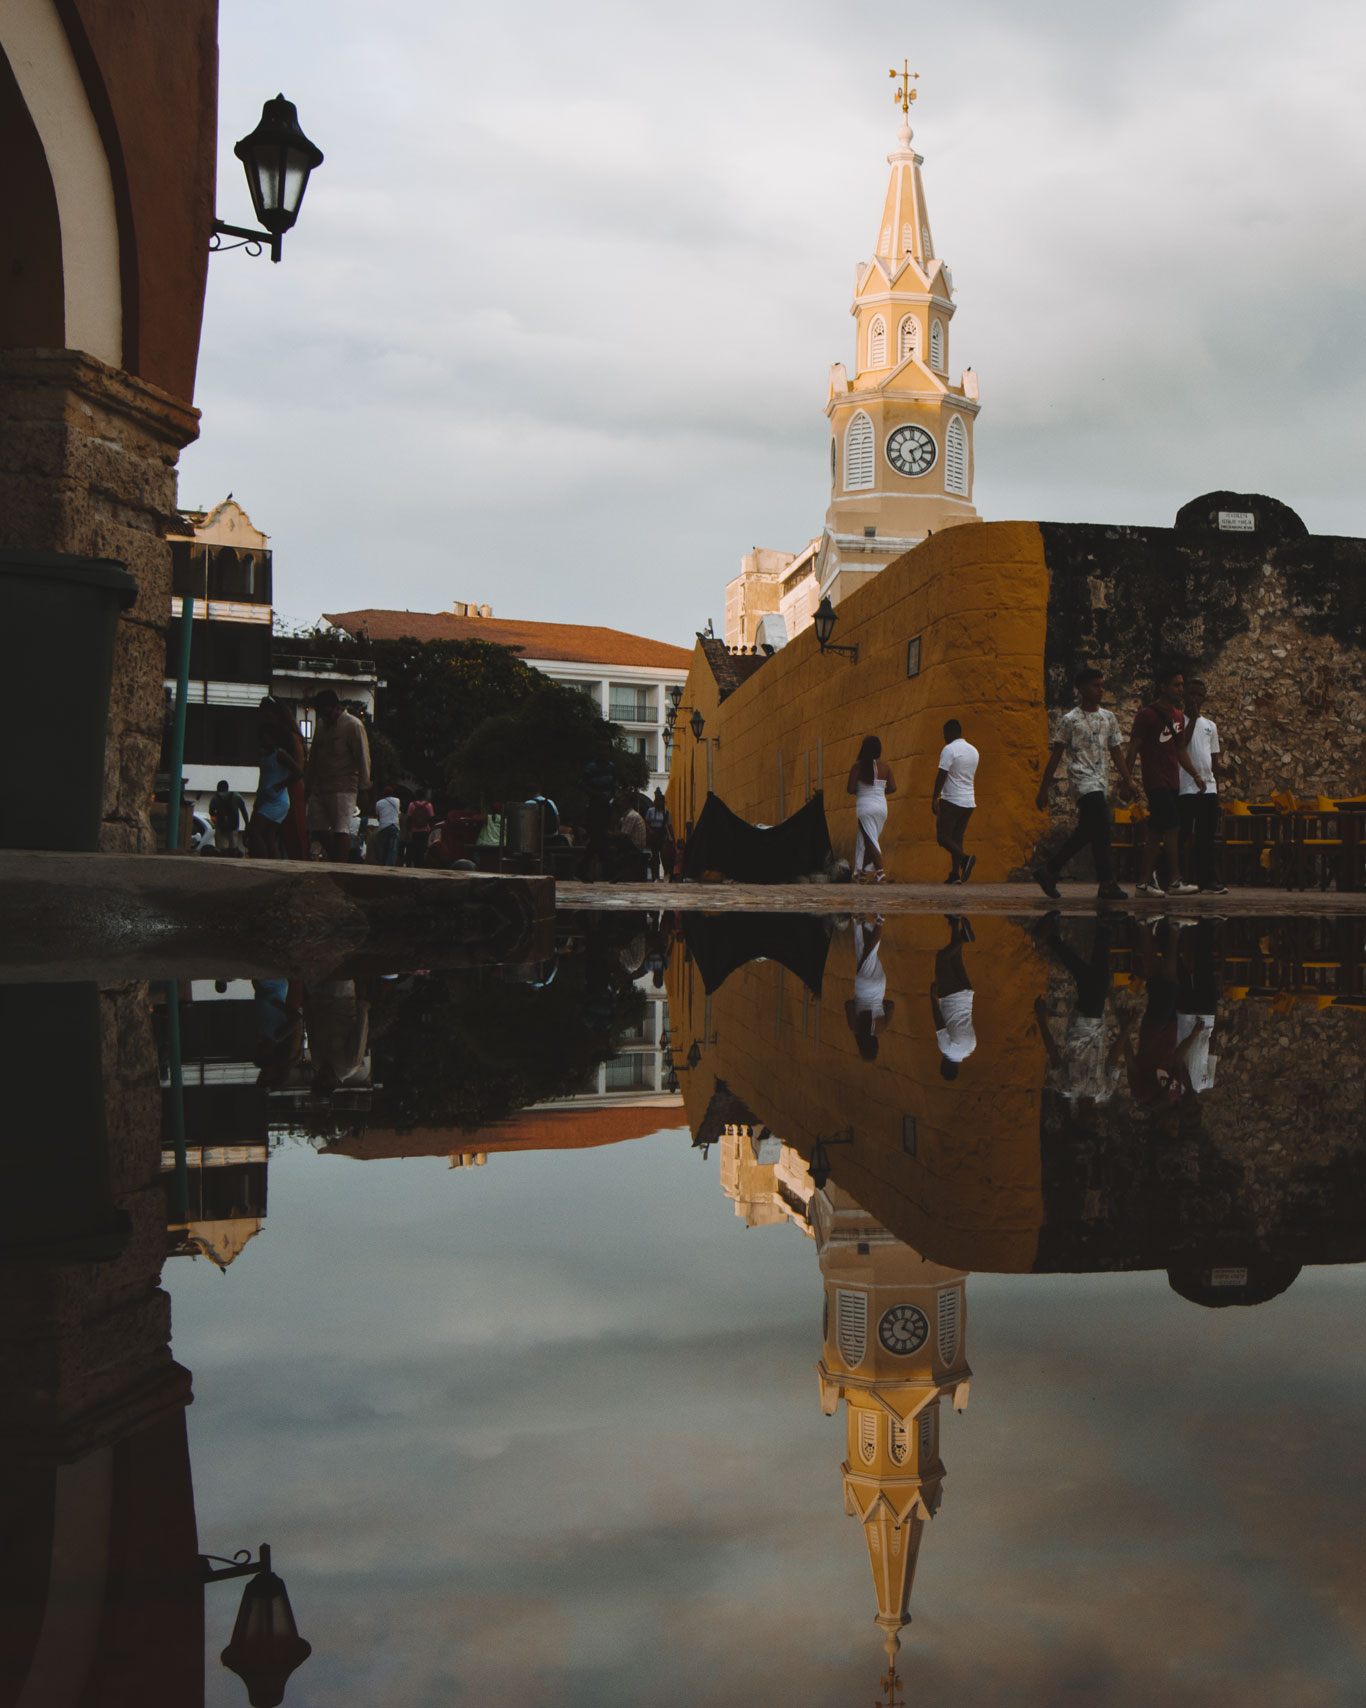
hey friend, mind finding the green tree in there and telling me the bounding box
[450,682,650,818]
[365,637,541,787]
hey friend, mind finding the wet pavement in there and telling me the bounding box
[0,905,1363,1705]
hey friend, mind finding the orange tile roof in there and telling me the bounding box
[325,609,692,670]
[322,1102,687,1162]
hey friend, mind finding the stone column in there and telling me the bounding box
[0,349,199,852]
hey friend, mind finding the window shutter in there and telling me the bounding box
[868,317,886,369]
[890,1420,909,1465]
[844,413,874,491]
[944,415,968,495]
[918,1409,934,1460]
[859,1411,878,1464]
[929,319,944,373]
[880,224,892,254]
[899,317,918,362]
[922,224,932,259]
[901,221,913,254]
[836,1289,868,1366]
[937,1288,960,1365]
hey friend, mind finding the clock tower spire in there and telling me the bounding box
[814,70,982,610]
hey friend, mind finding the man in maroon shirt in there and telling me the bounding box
[1124,667,1205,897]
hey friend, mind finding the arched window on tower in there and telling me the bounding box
[944,416,969,496]
[867,316,887,370]
[836,1288,868,1367]
[922,224,932,260]
[937,1287,961,1365]
[898,316,919,363]
[929,318,944,373]
[901,221,913,254]
[844,412,874,491]
[880,224,892,255]
[859,1411,878,1464]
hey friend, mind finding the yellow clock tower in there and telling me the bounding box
[816,65,982,607]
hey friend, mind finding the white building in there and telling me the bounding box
[324,603,691,795]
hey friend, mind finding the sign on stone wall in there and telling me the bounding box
[1217,511,1256,532]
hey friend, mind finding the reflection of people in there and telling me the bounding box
[1176,918,1219,1096]
[932,916,976,1077]
[303,979,371,1092]
[1119,921,1203,1125]
[933,720,978,885]
[252,978,303,1086]
[305,689,371,863]
[1034,668,1135,901]
[1033,915,1121,1125]
[847,735,897,882]
[845,915,896,1059]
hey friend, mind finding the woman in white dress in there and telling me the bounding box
[846,735,897,881]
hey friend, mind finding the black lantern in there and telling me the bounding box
[667,685,684,712]
[686,1040,702,1070]
[689,709,705,742]
[220,1563,313,1707]
[213,96,324,263]
[813,596,858,662]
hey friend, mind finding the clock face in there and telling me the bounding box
[878,1303,930,1356]
[886,424,937,478]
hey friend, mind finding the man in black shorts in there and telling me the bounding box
[1124,667,1204,898]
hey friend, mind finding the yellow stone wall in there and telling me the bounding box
[668,521,1052,881]
[668,913,1047,1273]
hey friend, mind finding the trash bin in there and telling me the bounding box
[504,800,544,863]
[0,551,137,851]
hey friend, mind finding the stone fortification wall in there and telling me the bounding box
[1039,491,1366,803]
[669,521,1052,883]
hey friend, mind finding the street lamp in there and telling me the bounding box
[202,1545,312,1706]
[667,685,684,714]
[689,709,705,742]
[813,595,858,662]
[213,96,325,263]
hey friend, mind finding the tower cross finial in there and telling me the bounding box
[874,1664,904,1707]
[889,59,919,117]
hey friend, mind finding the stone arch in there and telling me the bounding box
[1,0,122,363]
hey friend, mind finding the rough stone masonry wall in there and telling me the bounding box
[0,350,199,850]
[1040,491,1366,804]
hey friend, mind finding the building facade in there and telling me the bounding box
[326,603,691,796]
[727,92,981,648]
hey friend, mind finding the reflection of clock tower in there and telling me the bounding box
[813,1185,970,1668]
[816,70,982,605]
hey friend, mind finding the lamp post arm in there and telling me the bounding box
[202,1544,272,1584]
[211,219,283,262]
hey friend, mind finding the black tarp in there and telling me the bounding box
[682,791,831,884]
[683,910,831,998]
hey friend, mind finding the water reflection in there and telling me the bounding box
[0,906,1362,1701]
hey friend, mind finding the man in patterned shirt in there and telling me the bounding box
[1034,668,1137,901]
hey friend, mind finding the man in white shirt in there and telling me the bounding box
[1178,679,1226,894]
[373,786,401,866]
[932,719,980,884]
[1034,667,1137,901]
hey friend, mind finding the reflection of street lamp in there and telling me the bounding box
[809,1127,854,1190]
[202,1544,312,1706]
[213,96,325,263]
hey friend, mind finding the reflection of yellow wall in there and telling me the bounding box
[669,914,1047,1271]
[666,521,1050,880]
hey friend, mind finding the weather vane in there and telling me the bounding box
[874,1662,904,1707]
[889,59,919,117]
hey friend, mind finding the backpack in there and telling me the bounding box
[212,792,242,833]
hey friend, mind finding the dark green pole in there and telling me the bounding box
[164,979,189,1225]
[165,598,194,849]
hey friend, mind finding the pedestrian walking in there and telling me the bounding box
[406,787,435,867]
[1124,668,1204,897]
[260,696,308,859]
[1178,679,1226,894]
[932,720,978,884]
[373,785,401,866]
[1034,668,1136,900]
[644,788,674,881]
[247,725,301,860]
[847,735,897,882]
[304,689,371,863]
[209,779,248,856]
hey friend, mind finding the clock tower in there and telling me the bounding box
[815,69,982,607]
[813,1185,971,1671]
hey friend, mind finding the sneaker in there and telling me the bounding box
[944,872,960,885]
[1136,880,1166,898]
[1035,867,1062,900]
[1198,884,1229,895]
[1167,881,1200,895]
[1097,883,1129,900]
[959,854,977,883]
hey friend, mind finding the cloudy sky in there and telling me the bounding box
[179,0,1366,642]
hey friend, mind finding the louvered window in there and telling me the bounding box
[868,317,887,369]
[890,1420,909,1465]
[944,415,969,495]
[859,1411,878,1464]
[918,1409,934,1460]
[901,221,913,254]
[937,1288,960,1365]
[929,319,944,372]
[880,224,892,254]
[836,1288,868,1367]
[844,412,874,491]
[898,316,919,362]
[922,224,932,259]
